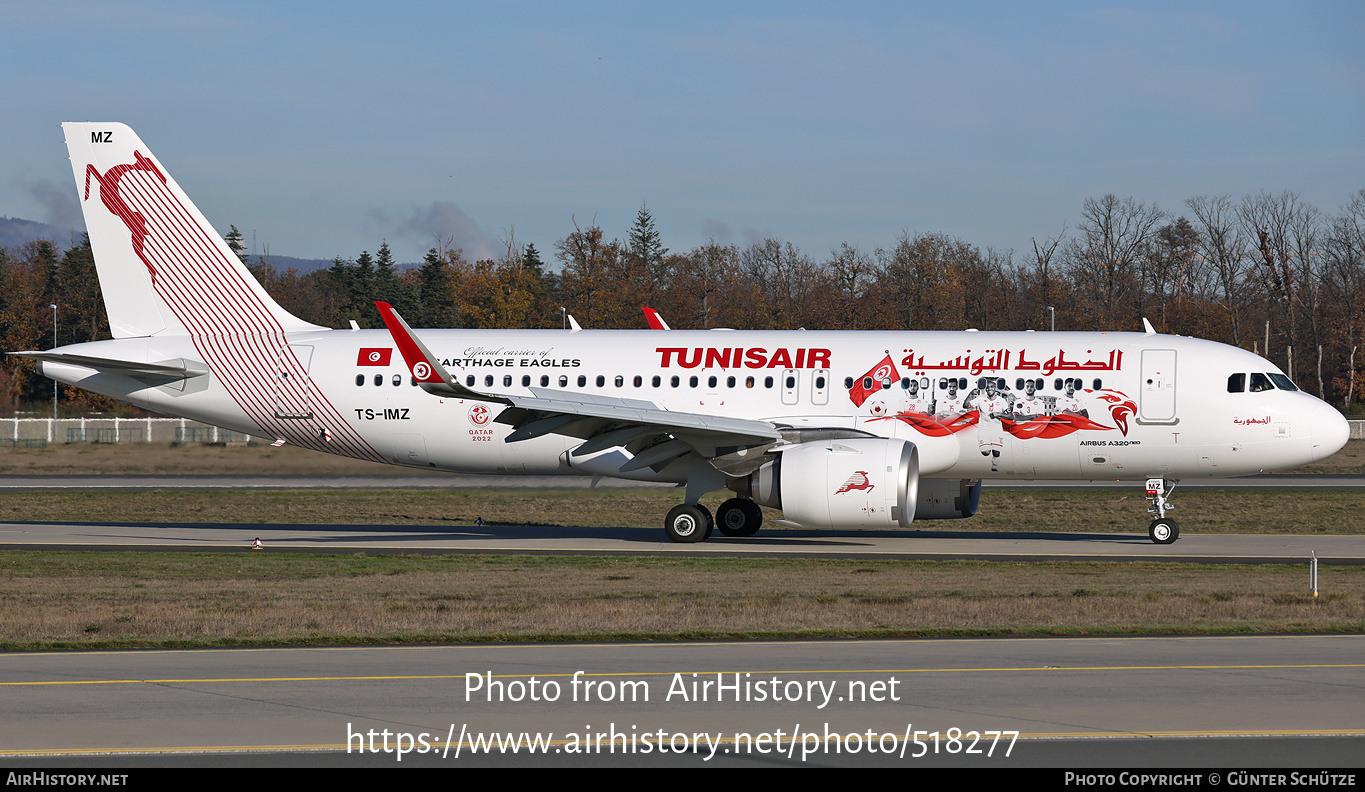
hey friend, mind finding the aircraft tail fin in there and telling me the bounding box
[62,122,322,338]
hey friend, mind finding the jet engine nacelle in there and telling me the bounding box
[731,438,919,529]
[914,478,982,520]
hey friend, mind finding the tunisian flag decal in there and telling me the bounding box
[357,348,393,366]
[849,354,900,407]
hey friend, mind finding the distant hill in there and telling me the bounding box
[250,254,337,274]
[0,216,364,272]
[0,216,84,251]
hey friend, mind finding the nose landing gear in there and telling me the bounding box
[1145,478,1179,544]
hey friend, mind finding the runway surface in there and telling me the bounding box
[1,635,1361,767]
[4,519,1364,563]
[1,473,1362,491]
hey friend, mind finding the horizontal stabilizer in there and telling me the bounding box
[9,351,207,379]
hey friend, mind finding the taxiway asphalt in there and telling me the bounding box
[1,473,1362,491]
[2,519,1363,563]
[1,635,1361,767]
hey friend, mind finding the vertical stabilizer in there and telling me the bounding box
[62,123,322,338]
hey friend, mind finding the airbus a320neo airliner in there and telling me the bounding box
[14,123,1351,543]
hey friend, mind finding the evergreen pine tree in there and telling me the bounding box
[417,247,457,328]
[628,203,669,283]
[350,250,376,327]
[225,225,248,262]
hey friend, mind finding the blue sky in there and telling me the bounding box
[2,1,1361,264]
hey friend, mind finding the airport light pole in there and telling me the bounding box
[560,307,566,330]
[50,304,57,419]
[1047,306,1055,332]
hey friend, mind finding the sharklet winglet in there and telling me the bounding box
[373,301,510,405]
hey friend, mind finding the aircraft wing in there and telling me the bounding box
[375,302,782,470]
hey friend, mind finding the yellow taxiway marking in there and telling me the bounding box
[4,662,1363,687]
[4,632,1361,659]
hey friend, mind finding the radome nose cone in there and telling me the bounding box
[1311,400,1351,462]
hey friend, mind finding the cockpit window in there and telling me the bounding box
[1249,373,1275,392]
[1227,373,1245,393]
[1268,373,1298,391]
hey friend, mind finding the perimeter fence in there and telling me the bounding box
[0,418,255,449]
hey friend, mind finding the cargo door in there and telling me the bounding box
[273,344,314,419]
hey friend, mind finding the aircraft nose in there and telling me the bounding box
[1307,398,1351,462]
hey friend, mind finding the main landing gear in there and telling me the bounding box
[664,504,712,543]
[715,498,763,537]
[1145,478,1179,544]
[664,498,764,543]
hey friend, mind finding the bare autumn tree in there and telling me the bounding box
[1322,190,1365,406]
[669,241,740,329]
[555,217,649,328]
[1186,194,1252,346]
[1066,195,1165,329]
[736,238,820,329]
[1025,225,1070,330]
[1142,217,1200,333]
[1239,191,1319,376]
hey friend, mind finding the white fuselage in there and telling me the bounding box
[41,328,1349,482]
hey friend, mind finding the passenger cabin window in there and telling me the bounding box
[467,375,476,386]
[689,376,699,387]
[707,376,717,388]
[652,375,661,387]
[633,375,642,387]
[541,375,550,387]
[374,374,383,386]
[844,377,853,389]
[522,375,531,387]
[746,376,755,388]
[1091,378,1102,390]
[615,375,624,388]
[671,375,680,387]
[503,375,512,387]
[1227,373,1246,393]
[559,375,568,387]
[355,374,364,386]
[578,375,587,387]
[392,375,401,386]
[485,375,494,387]
[596,375,605,387]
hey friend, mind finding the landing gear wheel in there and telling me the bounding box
[665,504,712,543]
[1148,518,1179,544]
[715,498,763,537]
[697,504,714,541]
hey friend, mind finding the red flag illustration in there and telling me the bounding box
[1002,412,1117,440]
[871,410,979,437]
[357,348,393,366]
[849,354,900,407]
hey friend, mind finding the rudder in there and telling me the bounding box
[63,122,321,338]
